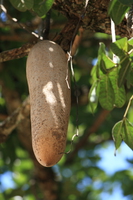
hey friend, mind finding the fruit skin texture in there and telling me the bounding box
[26,40,71,167]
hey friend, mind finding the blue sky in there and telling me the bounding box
[97,141,133,200]
[0,171,15,192]
[96,141,133,175]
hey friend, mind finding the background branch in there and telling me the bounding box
[0,97,30,143]
[0,0,129,62]
[65,109,110,164]
[0,18,81,62]
[0,42,37,62]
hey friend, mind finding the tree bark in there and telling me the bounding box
[0,0,129,62]
[53,0,128,37]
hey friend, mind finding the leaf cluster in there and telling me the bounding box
[89,37,133,151]
[108,0,133,25]
[9,0,54,17]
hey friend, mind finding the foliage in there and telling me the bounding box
[108,0,129,25]
[9,0,54,17]
[89,37,133,151]
[1,1,133,200]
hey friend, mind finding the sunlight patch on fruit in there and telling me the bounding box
[57,82,66,109]
[49,47,54,52]
[42,81,57,105]
[49,61,54,68]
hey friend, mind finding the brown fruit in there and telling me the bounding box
[26,40,71,167]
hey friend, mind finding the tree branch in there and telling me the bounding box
[0,0,129,62]
[0,42,37,62]
[0,18,81,62]
[0,97,30,143]
[65,109,110,164]
[0,33,36,42]
[53,0,129,37]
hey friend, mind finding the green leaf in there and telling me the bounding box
[10,0,34,11]
[10,0,27,11]
[88,81,99,113]
[110,37,128,58]
[111,38,132,87]
[95,43,105,78]
[99,42,106,54]
[108,0,129,25]
[102,55,115,70]
[110,69,126,108]
[128,38,133,46]
[118,56,132,87]
[118,0,133,6]
[125,61,133,88]
[100,59,107,74]
[91,65,97,81]
[100,54,115,73]
[113,118,133,151]
[122,118,133,150]
[33,0,54,17]
[129,69,133,86]
[96,43,115,76]
[25,0,34,9]
[112,120,123,150]
[95,62,103,79]
[127,38,133,54]
[99,75,115,110]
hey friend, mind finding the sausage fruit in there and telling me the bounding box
[26,40,71,167]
